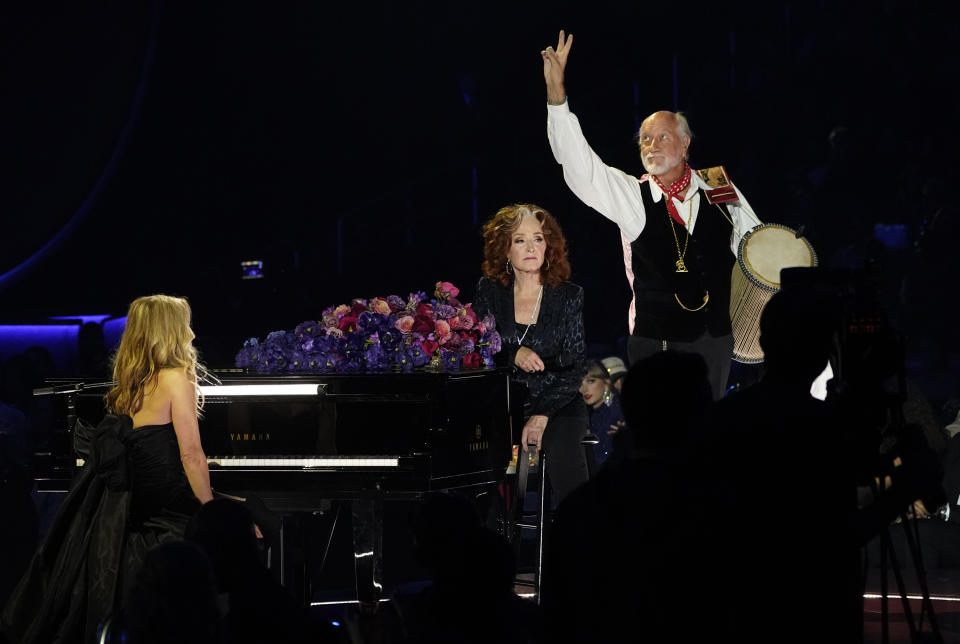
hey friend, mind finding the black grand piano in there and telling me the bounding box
[33,367,517,609]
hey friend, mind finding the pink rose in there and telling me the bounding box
[334,304,351,316]
[322,313,339,329]
[395,315,415,334]
[476,320,487,335]
[435,281,460,300]
[371,298,391,315]
[434,320,452,345]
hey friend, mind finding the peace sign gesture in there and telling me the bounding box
[541,30,573,104]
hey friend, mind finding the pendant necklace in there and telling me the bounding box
[516,285,544,346]
[667,199,694,273]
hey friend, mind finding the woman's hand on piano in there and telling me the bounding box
[521,414,548,452]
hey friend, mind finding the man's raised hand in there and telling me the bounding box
[541,29,572,104]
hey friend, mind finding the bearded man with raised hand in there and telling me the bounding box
[541,30,762,399]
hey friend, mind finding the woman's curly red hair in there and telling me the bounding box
[481,204,571,287]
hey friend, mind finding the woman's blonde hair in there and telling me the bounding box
[105,294,208,417]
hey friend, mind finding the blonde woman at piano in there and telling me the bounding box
[2,294,216,644]
[474,204,589,504]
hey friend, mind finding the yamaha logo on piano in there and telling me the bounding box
[229,432,272,441]
[468,424,487,452]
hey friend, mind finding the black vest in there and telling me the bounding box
[631,181,735,341]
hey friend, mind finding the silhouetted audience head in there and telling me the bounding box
[118,540,220,644]
[185,498,259,592]
[759,286,838,385]
[620,350,711,450]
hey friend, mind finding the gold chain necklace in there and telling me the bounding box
[666,196,710,312]
[666,199,693,273]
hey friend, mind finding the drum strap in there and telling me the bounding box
[713,202,735,228]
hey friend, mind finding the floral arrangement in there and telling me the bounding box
[235,281,502,372]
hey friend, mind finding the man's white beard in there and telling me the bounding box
[642,154,679,177]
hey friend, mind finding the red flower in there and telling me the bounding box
[412,314,435,334]
[462,352,482,368]
[415,302,433,317]
[338,316,358,333]
[421,339,439,355]
[351,301,367,316]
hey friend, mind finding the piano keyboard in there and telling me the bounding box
[206,456,400,468]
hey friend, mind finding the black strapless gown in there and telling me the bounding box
[1,415,201,644]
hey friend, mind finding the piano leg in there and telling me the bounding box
[279,514,311,606]
[351,498,384,614]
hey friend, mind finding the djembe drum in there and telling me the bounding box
[729,224,817,363]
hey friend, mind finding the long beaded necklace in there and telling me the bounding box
[516,285,544,346]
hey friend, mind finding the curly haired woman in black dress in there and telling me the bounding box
[473,204,588,503]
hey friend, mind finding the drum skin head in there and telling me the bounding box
[730,223,818,363]
[739,224,817,290]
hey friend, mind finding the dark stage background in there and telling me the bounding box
[1,1,957,400]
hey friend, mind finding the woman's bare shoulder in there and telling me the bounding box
[156,367,191,390]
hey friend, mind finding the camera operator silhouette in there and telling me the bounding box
[701,283,944,643]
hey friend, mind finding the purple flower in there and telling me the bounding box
[482,313,497,333]
[363,343,388,369]
[434,304,456,320]
[480,331,502,354]
[440,349,461,370]
[387,295,406,311]
[460,336,475,354]
[408,291,426,309]
[294,321,322,337]
[287,350,308,371]
[235,341,261,368]
[358,311,386,330]
[379,328,402,352]
[409,344,431,368]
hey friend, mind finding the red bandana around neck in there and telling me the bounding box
[651,163,692,225]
